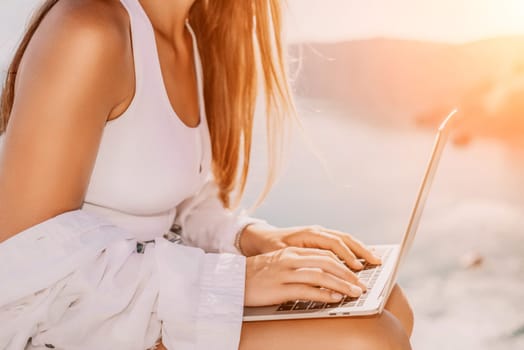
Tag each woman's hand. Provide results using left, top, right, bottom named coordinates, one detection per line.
left=244, top=246, right=368, bottom=307
left=240, top=223, right=382, bottom=271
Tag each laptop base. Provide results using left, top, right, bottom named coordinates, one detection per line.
left=243, top=244, right=400, bottom=321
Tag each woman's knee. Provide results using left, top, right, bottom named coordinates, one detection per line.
left=356, top=310, right=412, bottom=350
left=384, top=284, right=415, bottom=337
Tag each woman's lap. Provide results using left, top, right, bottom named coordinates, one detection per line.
left=238, top=309, right=410, bottom=350
left=156, top=284, right=413, bottom=350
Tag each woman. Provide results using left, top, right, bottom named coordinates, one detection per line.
left=0, top=0, right=413, bottom=349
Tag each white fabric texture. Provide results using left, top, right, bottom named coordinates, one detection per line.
left=175, top=175, right=266, bottom=255
left=0, top=209, right=247, bottom=350
left=0, top=0, right=268, bottom=348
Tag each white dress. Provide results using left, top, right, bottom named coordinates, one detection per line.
left=0, top=0, right=265, bottom=348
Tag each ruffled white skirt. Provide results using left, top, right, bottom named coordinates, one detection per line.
left=0, top=210, right=246, bottom=350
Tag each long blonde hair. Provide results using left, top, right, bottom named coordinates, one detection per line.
left=0, top=0, right=296, bottom=209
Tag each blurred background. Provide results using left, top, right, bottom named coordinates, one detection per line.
left=1, top=1, right=523, bottom=349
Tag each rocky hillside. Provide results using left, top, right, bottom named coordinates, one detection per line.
left=289, top=36, right=524, bottom=145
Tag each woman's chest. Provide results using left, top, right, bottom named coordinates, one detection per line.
left=83, top=106, right=212, bottom=216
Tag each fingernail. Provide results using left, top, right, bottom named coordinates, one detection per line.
left=358, top=281, right=368, bottom=292
left=355, top=261, right=364, bottom=269
left=331, top=292, right=343, bottom=301
left=351, top=285, right=363, bottom=296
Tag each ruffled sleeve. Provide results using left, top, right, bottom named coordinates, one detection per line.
left=174, top=175, right=267, bottom=255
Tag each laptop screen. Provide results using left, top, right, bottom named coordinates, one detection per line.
left=385, top=108, right=457, bottom=297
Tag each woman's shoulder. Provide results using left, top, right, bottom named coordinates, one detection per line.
left=37, top=0, right=131, bottom=53
left=15, top=0, right=135, bottom=115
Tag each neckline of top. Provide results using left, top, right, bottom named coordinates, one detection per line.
left=134, top=1, right=204, bottom=130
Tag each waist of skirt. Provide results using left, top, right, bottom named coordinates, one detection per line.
left=135, top=224, right=183, bottom=254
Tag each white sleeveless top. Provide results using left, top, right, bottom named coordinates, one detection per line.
left=82, top=0, right=212, bottom=242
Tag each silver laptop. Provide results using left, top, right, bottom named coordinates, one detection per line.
left=243, top=109, right=458, bottom=321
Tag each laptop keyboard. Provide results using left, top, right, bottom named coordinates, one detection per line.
left=276, top=247, right=392, bottom=312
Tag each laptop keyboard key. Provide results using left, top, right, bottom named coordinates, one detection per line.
left=325, top=301, right=342, bottom=308
left=277, top=303, right=294, bottom=311
left=308, top=301, right=326, bottom=310
left=341, top=297, right=359, bottom=306
left=293, top=300, right=312, bottom=310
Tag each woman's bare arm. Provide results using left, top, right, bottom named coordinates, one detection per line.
left=0, top=0, right=132, bottom=241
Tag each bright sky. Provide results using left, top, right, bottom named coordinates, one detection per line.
left=285, top=0, right=524, bottom=43
left=2, top=0, right=524, bottom=66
